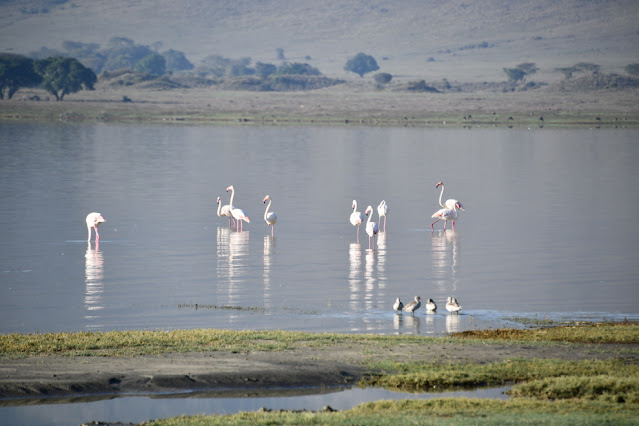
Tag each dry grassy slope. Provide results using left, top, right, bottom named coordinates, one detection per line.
left=0, top=0, right=637, bottom=82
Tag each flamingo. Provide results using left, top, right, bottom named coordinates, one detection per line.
left=425, top=298, right=437, bottom=312
left=403, top=296, right=422, bottom=315
left=86, top=212, right=105, bottom=242
left=226, top=185, right=250, bottom=231
left=217, top=195, right=235, bottom=227
left=349, top=200, right=365, bottom=243
left=364, top=205, right=379, bottom=250
left=446, top=297, right=462, bottom=313
left=393, top=297, right=404, bottom=314
left=377, top=200, right=389, bottom=232
left=263, top=195, right=277, bottom=236
left=435, top=181, right=460, bottom=210
left=431, top=201, right=464, bottom=231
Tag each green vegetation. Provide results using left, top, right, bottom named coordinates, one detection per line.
left=503, top=62, right=539, bottom=83
left=0, top=53, right=41, bottom=99
left=147, top=399, right=639, bottom=425
left=625, top=63, right=639, bottom=76
left=0, top=329, right=436, bottom=358
left=373, top=72, right=392, bottom=85
left=452, top=322, right=639, bottom=344
left=34, top=56, right=96, bottom=100
left=361, top=358, right=636, bottom=391
left=344, top=52, right=379, bottom=78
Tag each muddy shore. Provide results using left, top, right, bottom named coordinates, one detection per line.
left=1, top=339, right=637, bottom=405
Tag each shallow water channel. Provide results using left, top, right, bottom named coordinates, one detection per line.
left=1, top=385, right=510, bottom=425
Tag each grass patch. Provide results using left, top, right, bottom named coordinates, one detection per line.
left=142, top=398, right=639, bottom=425
left=0, top=329, right=436, bottom=358
left=452, top=321, right=639, bottom=344
left=361, top=358, right=637, bottom=392
left=1, top=322, right=636, bottom=357
left=509, top=375, right=639, bottom=403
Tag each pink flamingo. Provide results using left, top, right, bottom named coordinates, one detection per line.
left=86, top=212, right=105, bottom=242
left=263, top=195, right=277, bottom=236
left=350, top=200, right=365, bottom=243
left=377, top=200, right=389, bottom=232
left=226, top=185, right=250, bottom=231
left=217, top=195, right=235, bottom=227
left=364, top=205, right=379, bottom=250
left=436, top=181, right=459, bottom=210
left=431, top=201, right=464, bottom=231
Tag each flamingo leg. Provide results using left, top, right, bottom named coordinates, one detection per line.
left=356, top=226, right=360, bottom=243
left=430, top=219, right=440, bottom=230
left=271, top=225, right=274, bottom=237
left=94, top=226, right=100, bottom=241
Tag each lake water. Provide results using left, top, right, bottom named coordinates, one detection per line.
left=1, top=123, right=638, bottom=335
left=1, top=123, right=638, bottom=423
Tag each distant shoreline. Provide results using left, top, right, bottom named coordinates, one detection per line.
left=2, top=85, right=638, bottom=128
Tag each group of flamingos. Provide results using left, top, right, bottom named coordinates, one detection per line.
left=84, top=182, right=463, bottom=316
left=85, top=181, right=464, bottom=244
left=350, top=181, right=465, bottom=251
left=215, top=185, right=277, bottom=236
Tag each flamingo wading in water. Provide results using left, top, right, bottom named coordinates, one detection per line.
left=217, top=194, right=235, bottom=227
left=263, top=195, right=277, bottom=236
left=226, top=185, right=250, bottom=231
left=350, top=200, right=365, bottom=243
left=431, top=201, right=464, bottom=231
left=86, top=212, right=105, bottom=242
left=436, top=181, right=460, bottom=210
left=377, top=200, right=389, bottom=232
left=364, top=205, right=379, bottom=250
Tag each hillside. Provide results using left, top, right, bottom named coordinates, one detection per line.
left=0, top=0, right=637, bottom=82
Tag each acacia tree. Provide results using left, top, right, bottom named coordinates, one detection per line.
left=0, top=54, right=42, bottom=99
left=503, top=62, right=538, bottom=83
left=34, top=56, right=97, bottom=101
left=344, top=53, right=379, bottom=77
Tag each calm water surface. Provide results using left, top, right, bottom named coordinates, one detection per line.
left=1, top=123, right=638, bottom=335
left=1, top=123, right=638, bottom=424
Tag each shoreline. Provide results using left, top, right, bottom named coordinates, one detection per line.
left=1, top=326, right=638, bottom=404
left=2, top=86, right=639, bottom=128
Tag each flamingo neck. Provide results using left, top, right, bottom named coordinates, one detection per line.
left=352, top=200, right=357, bottom=213
left=264, top=199, right=272, bottom=221
left=366, top=209, right=372, bottom=227
left=216, top=199, right=222, bottom=217
left=228, top=187, right=235, bottom=208
left=438, top=184, right=445, bottom=208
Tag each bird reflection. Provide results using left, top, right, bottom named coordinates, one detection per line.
left=226, top=230, right=250, bottom=305
left=348, top=243, right=362, bottom=311
left=364, top=249, right=376, bottom=310
left=446, top=312, right=462, bottom=333
left=431, top=229, right=460, bottom=306
left=377, top=232, right=387, bottom=292
left=263, top=235, right=274, bottom=309
left=84, top=241, right=104, bottom=329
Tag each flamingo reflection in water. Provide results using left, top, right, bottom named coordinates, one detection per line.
left=84, top=241, right=104, bottom=329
